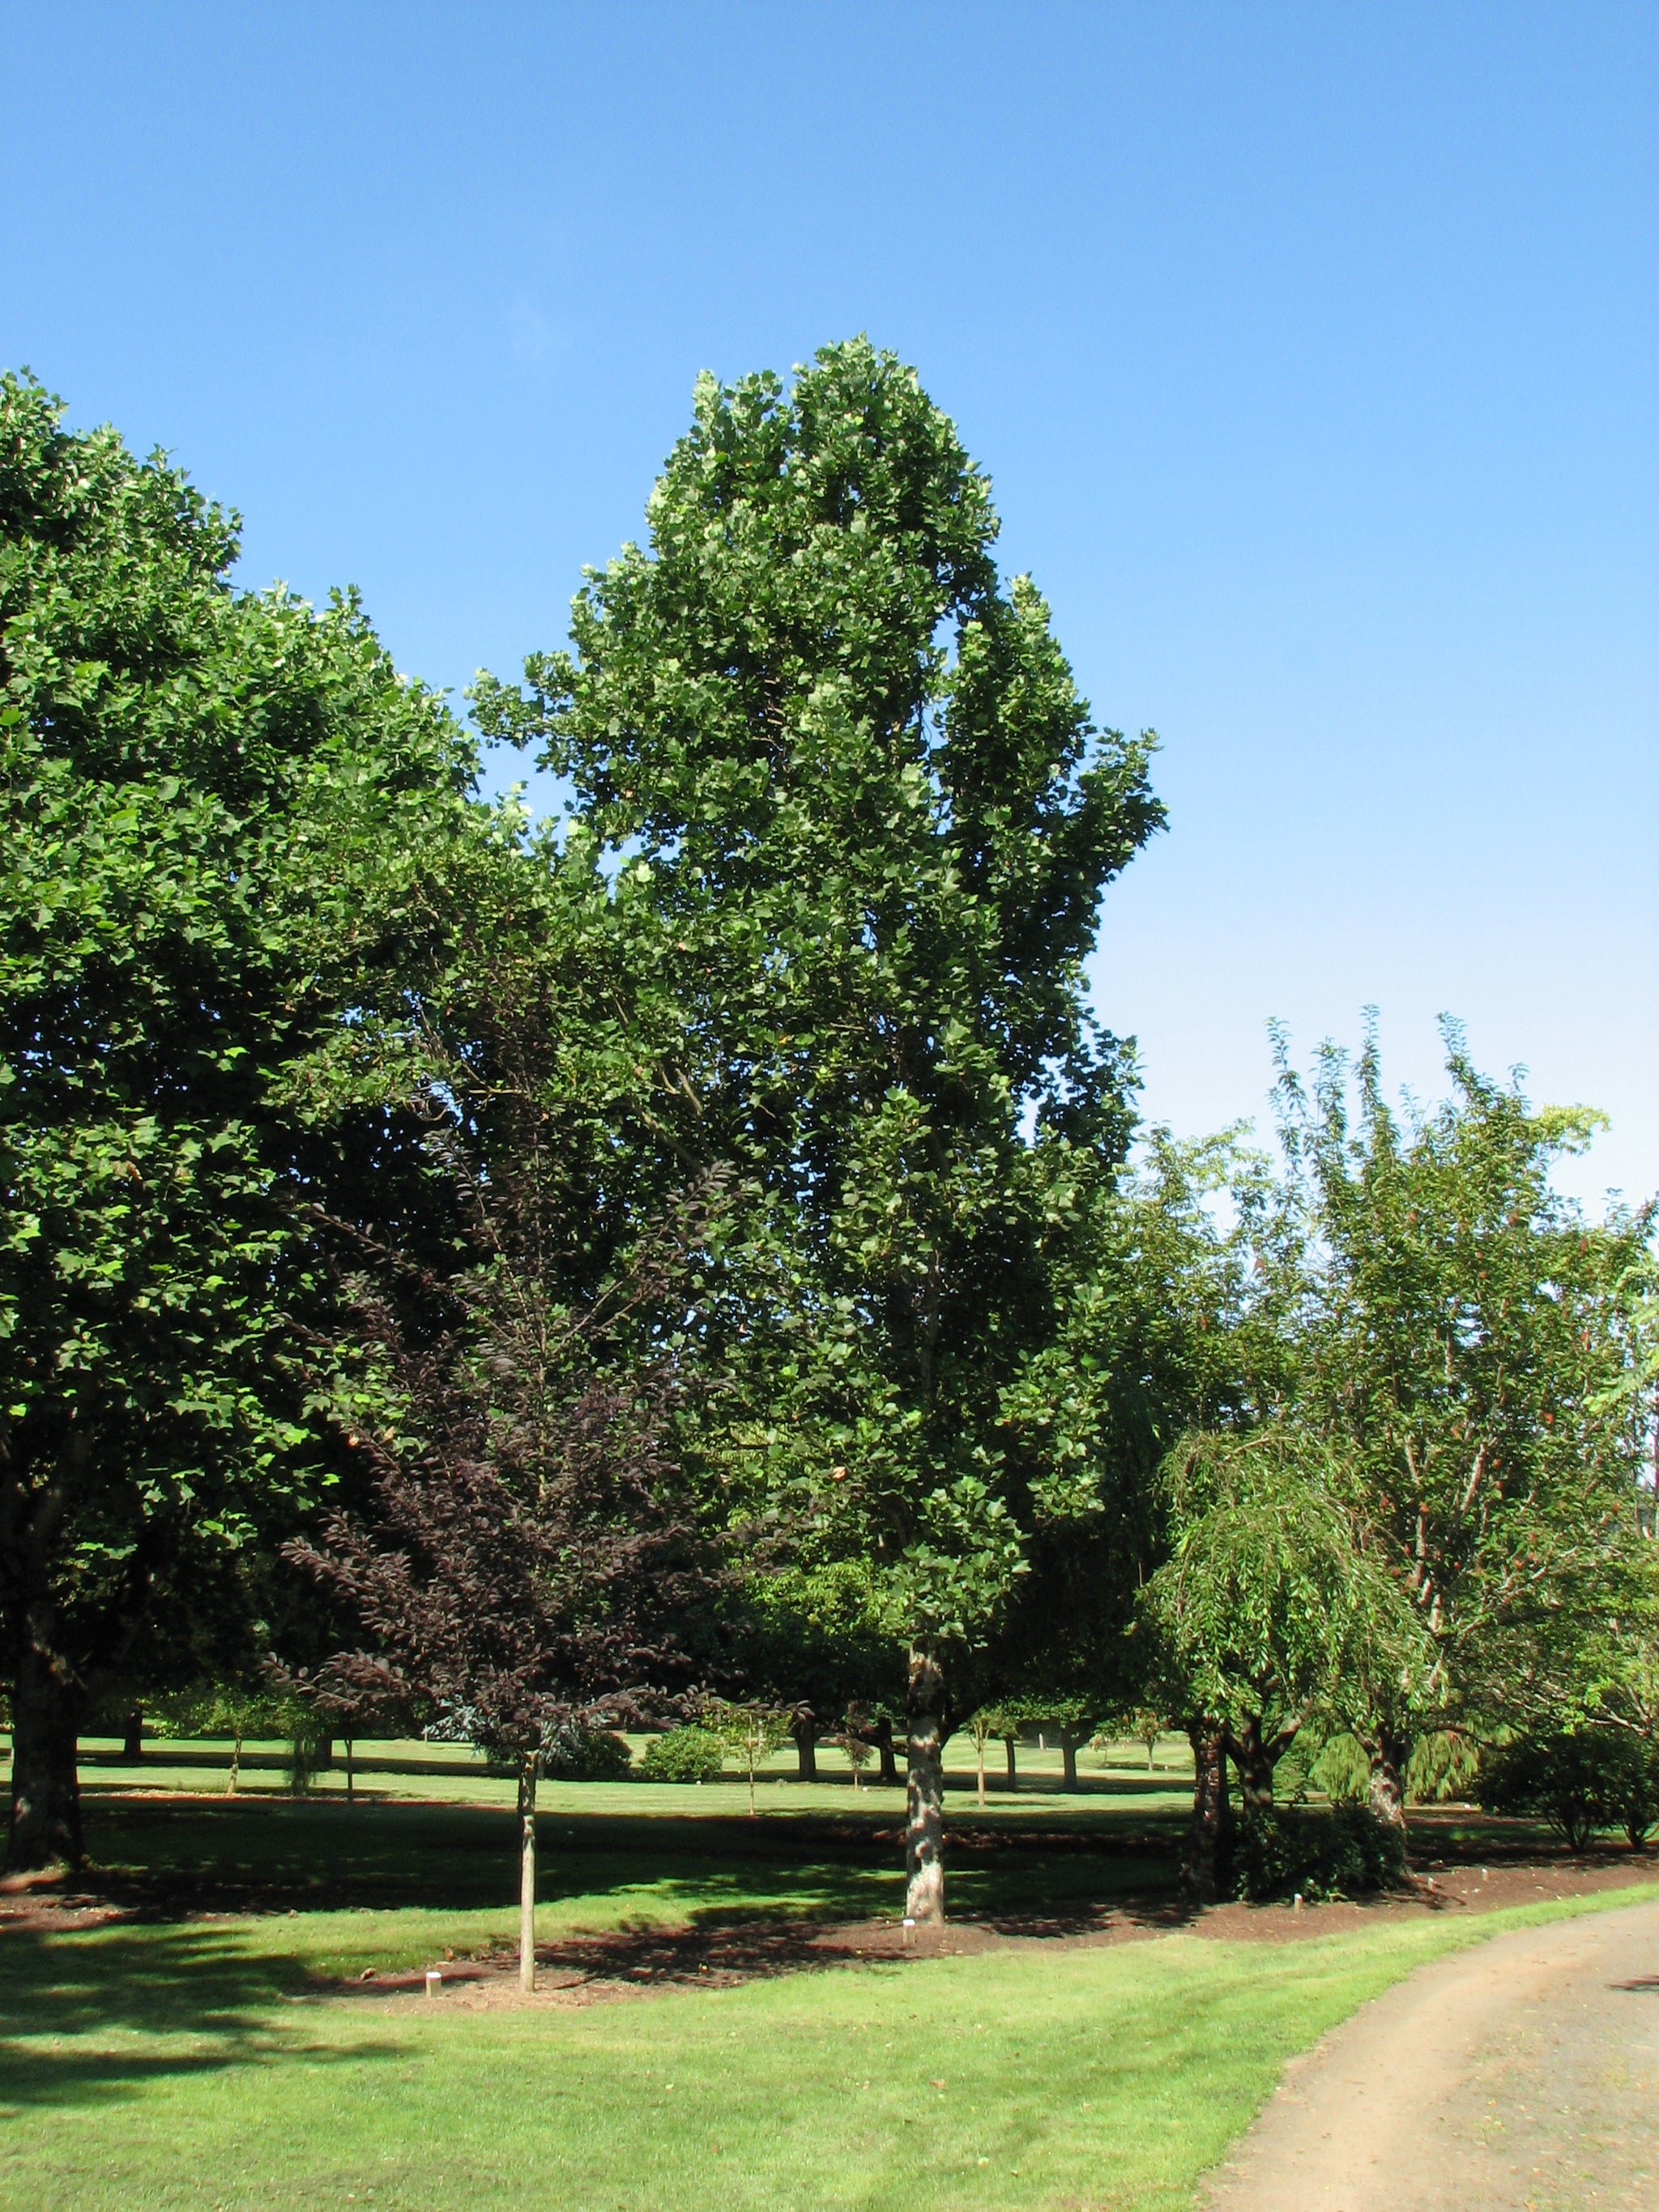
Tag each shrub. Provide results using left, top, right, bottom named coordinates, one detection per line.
left=1610, top=1739, right=1659, bottom=1850
left=638, top=1727, right=726, bottom=1783
left=1478, top=1731, right=1659, bottom=1852
left=479, top=1724, right=633, bottom=1780
left=1224, top=1804, right=1408, bottom=1902
left=542, top=1723, right=633, bottom=1781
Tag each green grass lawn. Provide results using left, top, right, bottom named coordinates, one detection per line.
left=29, top=1731, right=1196, bottom=1932
left=65, top=1728, right=1201, bottom=1810
left=0, top=1734, right=1610, bottom=2209
left=5, top=1887, right=1654, bottom=2212
left=66, top=1789, right=1188, bottom=1937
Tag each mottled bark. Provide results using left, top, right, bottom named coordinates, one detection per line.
left=1183, top=1720, right=1228, bottom=1904
left=518, top=1754, right=539, bottom=1993
left=905, top=1646, right=946, bottom=1924
left=6, top=1646, right=86, bottom=1871
left=1364, top=1725, right=1410, bottom=1830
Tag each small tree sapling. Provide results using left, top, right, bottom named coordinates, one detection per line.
left=708, top=1703, right=792, bottom=1818
left=841, top=1707, right=875, bottom=1793
left=962, top=1709, right=1001, bottom=1809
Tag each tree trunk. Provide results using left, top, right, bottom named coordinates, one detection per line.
left=518, top=1754, right=538, bottom=1994
left=905, top=1646, right=946, bottom=1925
left=874, top=1715, right=899, bottom=1789
left=122, top=1707, right=143, bottom=1762
left=1226, top=1715, right=1277, bottom=1816
left=1002, top=1737, right=1017, bottom=1788
left=791, top=1713, right=818, bottom=1783
left=6, top=1646, right=86, bottom=1872
left=226, top=1724, right=243, bottom=1796
left=1183, top=1720, right=1228, bottom=1905
left=344, top=1737, right=355, bottom=1809
left=1365, top=1725, right=1410, bottom=1831
left=975, top=1738, right=986, bottom=1809
left=1061, top=1731, right=1081, bottom=1791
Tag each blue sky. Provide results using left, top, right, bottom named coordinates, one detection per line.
left=5, top=2, right=1653, bottom=1202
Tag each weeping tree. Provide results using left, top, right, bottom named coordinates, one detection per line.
left=992, top=1125, right=1303, bottom=1882
left=290, top=1161, right=725, bottom=1992
left=475, top=337, right=1161, bottom=1922
left=1139, top=1428, right=1420, bottom=1902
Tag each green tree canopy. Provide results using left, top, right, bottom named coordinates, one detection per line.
left=991, top=1127, right=1300, bottom=1718
left=0, top=371, right=486, bottom=1866
left=1140, top=1428, right=1421, bottom=1809
left=1277, top=1021, right=1657, bottom=1819
left=476, top=338, right=1163, bottom=1919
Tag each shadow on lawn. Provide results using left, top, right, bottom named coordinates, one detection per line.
left=75, top=1791, right=1188, bottom=1924
left=0, top=1921, right=398, bottom=2116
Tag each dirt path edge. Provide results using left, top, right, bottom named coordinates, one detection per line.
left=1201, top=1890, right=1659, bottom=2212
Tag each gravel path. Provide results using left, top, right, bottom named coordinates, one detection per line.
left=1204, top=1896, right=1659, bottom=2211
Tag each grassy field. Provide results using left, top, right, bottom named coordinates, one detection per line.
left=6, top=1887, right=1655, bottom=2212
left=28, top=1731, right=1201, bottom=1933
left=66, top=1727, right=1201, bottom=1806
left=1, top=1733, right=1632, bottom=2210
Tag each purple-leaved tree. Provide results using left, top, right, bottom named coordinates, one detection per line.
left=290, top=1159, right=727, bottom=1990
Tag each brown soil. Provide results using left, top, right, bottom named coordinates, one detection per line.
left=1193, top=1853, right=1656, bottom=1943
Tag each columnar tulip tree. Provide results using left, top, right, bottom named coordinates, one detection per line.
left=476, top=339, right=1162, bottom=1919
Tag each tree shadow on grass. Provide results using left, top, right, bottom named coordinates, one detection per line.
left=80, top=1793, right=918, bottom=1914
left=71, top=1806, right=1158, bottom=1943
left=0, top=1921, right=399, bottom=2116
left=468, top=1919, right=884, bottom=1997
left=512, top=1891, right=1192, bottom=1991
